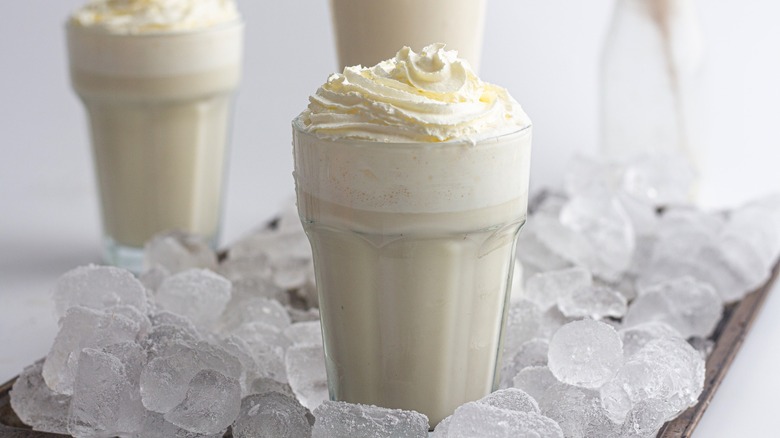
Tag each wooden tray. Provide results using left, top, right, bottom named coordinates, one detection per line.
left=2, top=263, right=778, bottom=437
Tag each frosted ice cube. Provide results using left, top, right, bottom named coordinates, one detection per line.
left=218, top=296, right=291, bottom=334
left=9, top=360, right=70, bottom=434
left=155, top=269, right=231, bottom=328
left=43, top=306, right=142, bottom=395
left=500, top=339, right=548, bottom=389
left=599, top=337, right=705, bottom=423
left=164, top=369, right=241, bottom=435
left=512, top=366, right=559, bottom=404
left=478, top=388, right=540, bottom=414
left=312, top=401, right=429, bottom=438
left=502, top=300, right=542, bottom=359
left=557, top=285, right=628, bottom=320
left=626, top=277, right=723, bottom=338
left=248, top=377, right=296, bottom=399
left=283, top=321, right=323, bottom=346
left=53, top=264, right=148, bottom=318
left=143, top=230, right=218, bottom=274
left=288, top=307, right=321, bottom=324
left=232, top=322, right=289, bottom=382
left=230, top=276, right=290, bottom=306
left=558, top=195, right=636, bottom=281
left=525, top=267, right=592, bottom=311
left=285, top=344, right=329, bottom=411
left=548, top=320, right=623, bottom=389
left=619, top=321, right=683, bottom=358
left=232, top=392, right=314, bottom=438
left=447, top=402, right=563, bottom=438
left=68, top=348, right=145, bottom=437
left=537, top=307, right=575, bottom=341
left=138, top=411, right=226, bottom=438
left=140, top=341, right=241, bottom=413
left=537, top=383, right=621, bottom=438
left=217, top=253, right=274, bottom=283
left=515, top=221, right=572, bottom=273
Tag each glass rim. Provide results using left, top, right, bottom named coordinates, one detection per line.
left=65, top=17, right=244, bottom=38
left=292, top=115, right=532, bottom=150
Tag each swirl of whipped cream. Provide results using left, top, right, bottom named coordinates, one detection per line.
left=71, top=0, right=240, bottom=34
left=300, top=44, right=530, bottom=143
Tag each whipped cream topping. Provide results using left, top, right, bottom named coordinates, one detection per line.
left=71, top=0, right=240, bottom=34
left=300, top=44, right=530, bottom=143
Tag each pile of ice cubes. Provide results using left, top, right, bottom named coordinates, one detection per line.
left=10, top=152, right=780, bottom=437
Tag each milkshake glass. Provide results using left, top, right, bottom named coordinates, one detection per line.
left=66, top=1, right=243, bottom=271
left=329, top=0, right=486, bottom=71
left=293, top=45, right=532, bottom=426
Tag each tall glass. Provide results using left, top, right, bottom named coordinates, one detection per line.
left=329, top=0, right=486, bottom=71
left=66, top=22, right=243, bottom=271
left=293, top=118, right=532, bottom=426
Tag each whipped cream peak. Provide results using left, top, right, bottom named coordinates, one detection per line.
left=71, top=0, right=240, bottom=34
left=300, top=44, right=530, bottom=143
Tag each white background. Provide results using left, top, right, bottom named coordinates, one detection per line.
left=1, top=1, right=779, bottom=436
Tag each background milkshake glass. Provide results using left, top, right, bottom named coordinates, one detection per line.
left=329, top=0, right=487, bottom=71
left=293, top=45, right=532, bottom=426
left=66, top=1, right=243, bottom=271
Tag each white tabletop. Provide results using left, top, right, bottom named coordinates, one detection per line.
left=2, top=1, right=779, bottom=436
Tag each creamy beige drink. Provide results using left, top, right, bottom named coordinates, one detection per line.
left=329, top=0, right=486, bottom=71
left=67, top=0, right=243, bottom=270
left=293, top=45, right=532, bottom=426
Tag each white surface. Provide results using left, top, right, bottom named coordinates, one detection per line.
left=0, top=1, right=778, bottom=436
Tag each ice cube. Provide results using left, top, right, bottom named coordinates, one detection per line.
left=537, top=383, right=621, bottom=438
left=53, top=264, right=148, bottom=318
left=619, top=321, right=683, bottom=358
left=502, top=300, right=542, bottom=360
left=446, top=402, right=563, bottom=438
left=537, top=307, right=575, bottom=341
left=143, top=230, right=218, bottom=274
left=285, top=344, right=329, bottom=411
left=9, top=360, right=70, bottom=434
left=230, top=276, right=290, bottom=306
left=312, top=401, right=429, bottom=438
left=525, top=267, right=592, bottom=311
left=218, top=296, right=291, bottom=334
left=164, top=369, right=241, bottom=435
left=155, top=269, right=231, bottom=328
left=557, top=285, right=628, bottom=320
left=248, top=377, right=296, bottom=399
left=67, top=348, right=145, bottom=437
left=512, top=366, right=559, bottom=404
left=500, top=339, right=548, bottom=389
left=43, top=306, right=142, bottom=395
left=558, top=195, right=636, bottom=281
left=599, top=337, right=705, bottom=423
left=139, top=341, right=241, bottom=413
left=478, top=388, right=540, bottom=414
left=137, top=411, right=226, bottom=438
left=231, top=321, right=289, bottom=382
left=626, top=277, right=723, bottom=338
left=232, top=392, right=314, bottom=438
left=283, top=321, right=323, bottom=346
left=547, top=320, right=623, bottom=389
left=138, top=265, right=170, bottom=293
left=515, top=222, right=572, bottom=274
left=217, top=253, right=274, bottom=283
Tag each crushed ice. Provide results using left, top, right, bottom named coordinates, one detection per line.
left=10, top=154, right=780, bottom=437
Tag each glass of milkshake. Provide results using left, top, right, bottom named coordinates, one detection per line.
left=329, top=0, right=486, bottom=71
left=66, top=0, right=243, bottom=271
left=293, top=44, right=532, bottom=426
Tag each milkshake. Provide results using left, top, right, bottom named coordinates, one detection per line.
left=293, top=45, right=532, bottom=426
left=67, top=0, right=243, bottom=270
left=329, top=0, right=486, bottom=71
